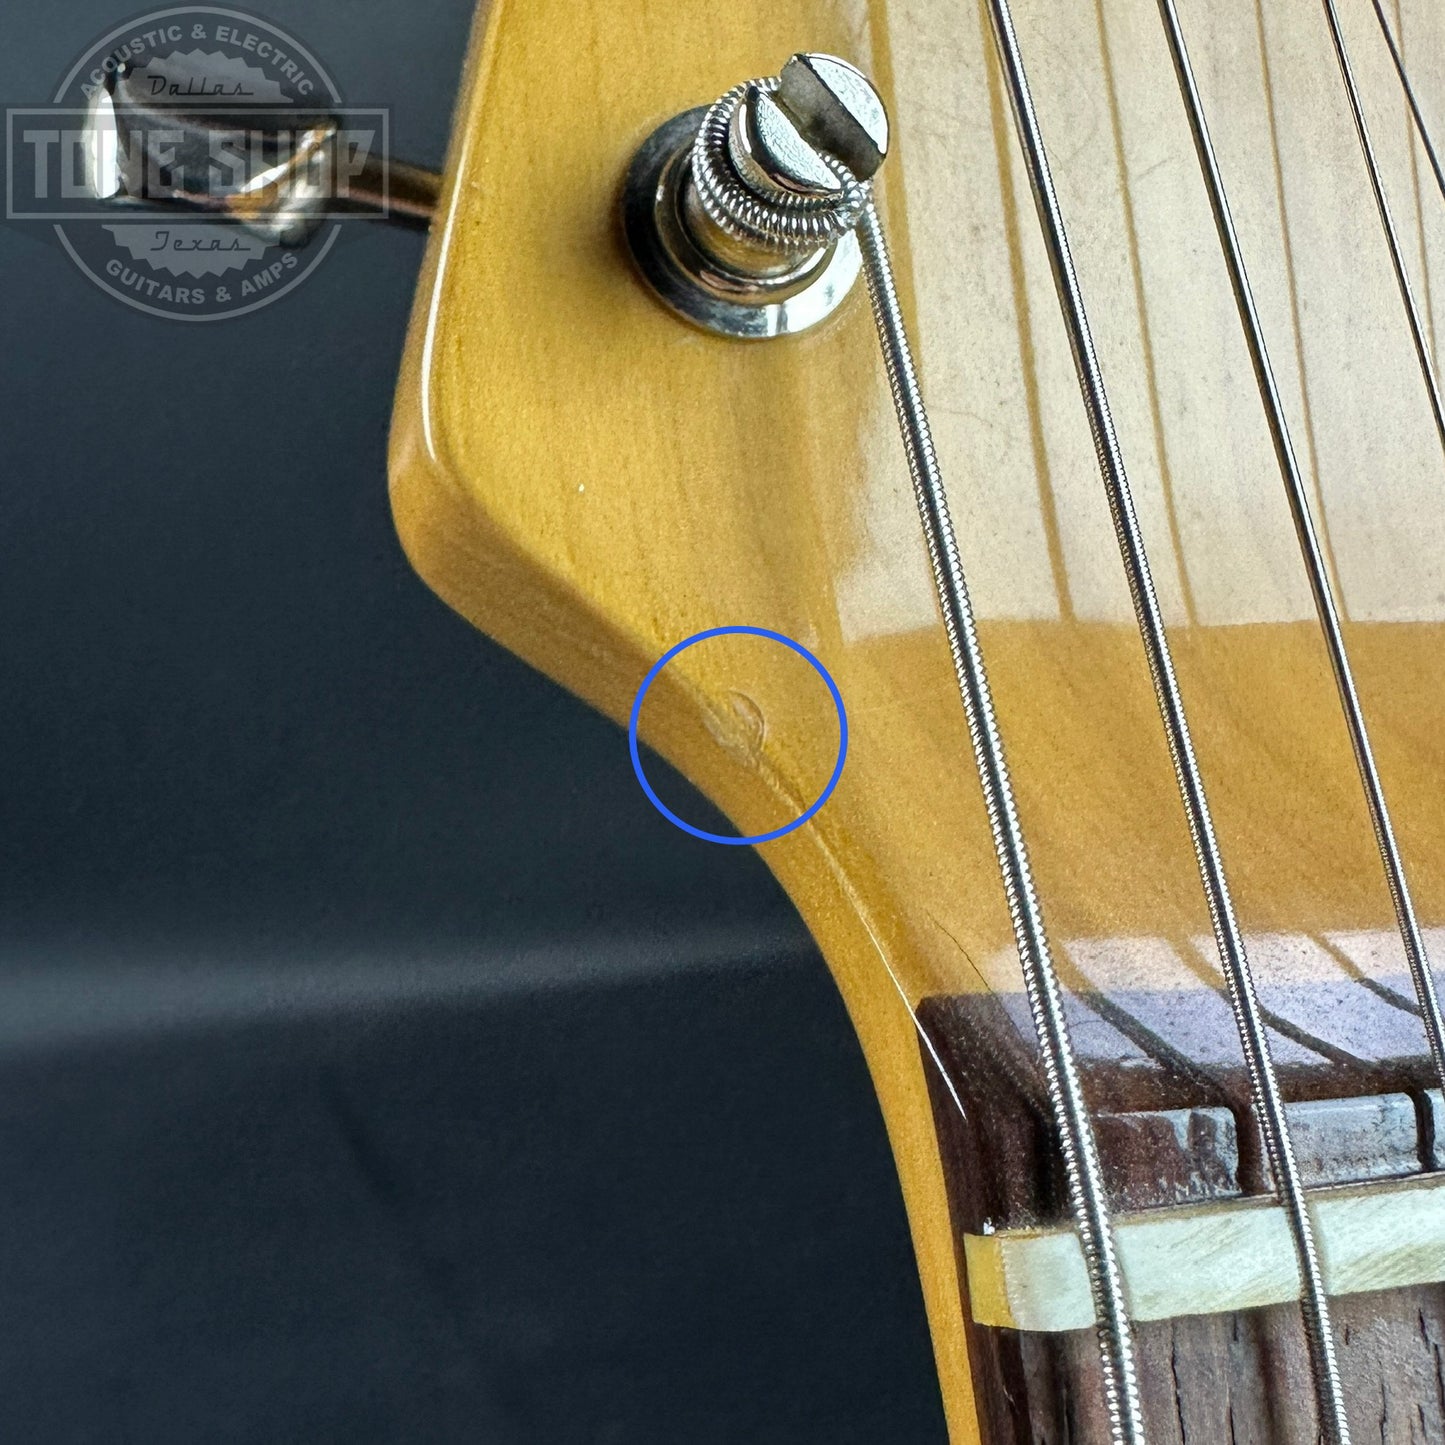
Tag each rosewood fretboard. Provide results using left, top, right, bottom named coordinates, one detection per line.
left=918, top=964, right=1445, bottom=1443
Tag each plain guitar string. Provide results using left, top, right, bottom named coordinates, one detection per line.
left=1156, top=0, right=1445, bottom=1261
left=974, top=0, right=1357, bottom=1439
left=1323, top=0, right=1445, bottom=461
left=968, top=2, right=1445, bottom=1439
left=1371, top=0, right=1445, bottom=208
left=871, top=2, right=1445, bottom=1437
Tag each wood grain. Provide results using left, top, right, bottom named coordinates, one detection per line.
left=995, top=1288, right=1445, bottom=1444
left=388, top=0, right=1445, bottom=1438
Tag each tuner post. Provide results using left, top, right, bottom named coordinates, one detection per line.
left=622, top=53, right=889, bottom=339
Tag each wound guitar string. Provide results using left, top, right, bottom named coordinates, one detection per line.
left=637, top=7, right=1445, bottom=1437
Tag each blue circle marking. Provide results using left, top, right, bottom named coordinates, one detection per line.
left=628, top=626, right=848, bottom=846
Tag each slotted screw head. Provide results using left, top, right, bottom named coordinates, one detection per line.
left=728, top=82, right=843, bottom=197
left=774, top=53, right=889, bottom=181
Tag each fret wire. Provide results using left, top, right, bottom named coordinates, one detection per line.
left=1370, top=0, right=1445, bottom=205
left=1156, top=0, right=1445, bottom=1169
left=976, top=0, right=1351, bottom=1441
left=855, top=200, right=1146, bottom=1445
left=1321, top=0, right=1445, bottom=460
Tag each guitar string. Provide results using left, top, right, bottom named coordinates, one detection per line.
left=1370, top=0, right=1445, bottom=205
left=684, top=78, right=1145, bottom=1441
left=1321, top=0, right=1445, bottom=460
left=975, top=0, right=1351, bottom=1440
left=855, top=200, right=1147, bottom=1445
left=1155, top=0, right=1445, bottom=1135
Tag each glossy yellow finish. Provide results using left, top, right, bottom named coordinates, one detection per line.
left=389, top=0, right=1445, bottom=1436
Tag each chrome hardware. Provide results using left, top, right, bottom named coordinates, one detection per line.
left=622, top=53, right=884, bottom=338
left=773, top=53, right=888, bottom=181
left=84, top=51, right=439, bottom=243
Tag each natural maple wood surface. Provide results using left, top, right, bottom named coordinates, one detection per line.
left=389, top=0, right=1445, bottom=1438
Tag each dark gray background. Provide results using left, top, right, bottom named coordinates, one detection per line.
left=0, top=3, right=946, bottom=1439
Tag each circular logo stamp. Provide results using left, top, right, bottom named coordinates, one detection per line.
left=10, top=6, right=384, bottom=321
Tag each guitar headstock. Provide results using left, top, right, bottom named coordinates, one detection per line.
left=389, top=0, right=1445, bottom=1437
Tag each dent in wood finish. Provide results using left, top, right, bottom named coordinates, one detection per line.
left=389, top=0, right=1445, bottom=1438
